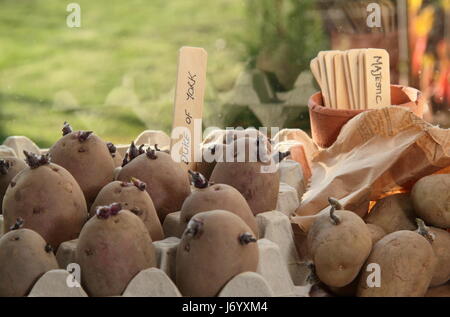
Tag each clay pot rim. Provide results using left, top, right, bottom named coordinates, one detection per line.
left=308, top=85, right=421, bottom=117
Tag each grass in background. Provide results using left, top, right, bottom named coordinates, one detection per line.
left=0, top=0, right=247, bottom=147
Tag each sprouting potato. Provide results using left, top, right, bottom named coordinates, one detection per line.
left=176, top=210, right=258, bottom=297
left=307, top=198, right=372, bottom=288
left=76, top=203, right=156, bottom=297
left=2, top=151, right=87, bottom=249
left=180, top=171, right=258, bottom=237
left=49, top=122, right=115, bottom=206
left=0, top=157, right=26, bottom=214
left=0, top=223, right=58, bottom=297
left=90, top=179, right=164, bottom=241
left=117, top=143, right=191, bottom=222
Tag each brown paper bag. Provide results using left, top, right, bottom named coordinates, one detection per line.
left=292, top=106, right=450, bottom=233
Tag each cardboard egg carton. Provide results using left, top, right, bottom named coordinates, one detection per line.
left=20, top=166, right=308, bottom=297
left=224, top=69, right=315, bottom=128
left=31, top=236, right=310, bottom=298
left=0, top=130, right=173, bottom=158
left=1, top=130, right=312, bottom=297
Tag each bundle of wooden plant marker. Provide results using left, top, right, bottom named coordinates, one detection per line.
left=310, top=48, right=391, bottom=110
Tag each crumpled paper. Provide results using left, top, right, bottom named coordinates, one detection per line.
left=291, top=106, right=450, bottom=233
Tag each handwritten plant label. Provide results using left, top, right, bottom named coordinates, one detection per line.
left=364, top=48, right=391, bottom=109
left=170, top=47, right=208, bottom=168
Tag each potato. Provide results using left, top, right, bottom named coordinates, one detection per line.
left=117, top=145, right=191, bottom=222
left=364, top=193, right=416, bottom=233
left=415, top=219, right=450, bottom=287
left=176, top=210, right=259, bottom=297
left=90, top=179, right=164, bottom=241
left=411, top=174, right=450, bottom=228
left=366, top=223, right=386, bottom=244
left=180, top=171, right=258, bottom=237
left=195, top=143, right=226, bottom=180
left=0, top=158, right=26, bottom=214
left=198, top=130, right=272, bottom=184
left=106, top=142, right=123, bottom=168
left=203, top=128, right=270, bottom=147
left=0, top=228, right=58, bottom=296
left=2, top=152, right=88, bottom=249
left=357, top=230, right=436, bottom=297
left=76, top=205, right=156, bottom=297
left=49, top=123, right=116, bottom=206
left=210, top=137, right=282, bottom=215
left=307, top=198, right=372, bottom=288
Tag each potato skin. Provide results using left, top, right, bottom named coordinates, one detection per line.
left=180, top=183, right=259, bottom=238
left=357, top=231, right=436, bottom=297
left=411, top=174, right=450, bottom=228
left=76, top=210, right=156, bottom=297
left=365, top=193, right=416, bottom=233
left=210, top=160, right=279, bottom=216
left=196, top=132, right=272, bottom=181
left=307, top=210, right=372, bottom=288
left=112, top=151, right=123, bottom=168
left=2, top=163, right=88, bottom=248
left=210, top=138, right=279, bottom=216
left=203, top=129, right=269, bottom=147
left=118, top=151, right=191, bottom=222
left=0, top=158, right=26, bottom=214
left=176, top=210, right=259, bottom=297
left=366, top=223, right=386, bottom=245
left=427, top=227, right=450, bottom=287
left=49, top=133, right=115, bottom=206
left=0, top=229, right=58, bottom=297
left=90, top=181, right=164, bottom=241
left=195, top=144, right=226, bottom=180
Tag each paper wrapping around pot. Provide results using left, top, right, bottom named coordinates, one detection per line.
left=292, top=105, right=450, bottom=233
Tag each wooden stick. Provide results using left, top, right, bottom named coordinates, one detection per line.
left=170, top=46, right=208, bottom=169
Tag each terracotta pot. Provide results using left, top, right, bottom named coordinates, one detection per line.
left=308, top=85, right=425, bottom=148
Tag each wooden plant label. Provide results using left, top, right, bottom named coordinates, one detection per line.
left=318, top=51, right=331, bottom=108
left=324, top=50, right=340, bottom=109
left=364, top=48, right=391, bottom=109
left=333, top=52, right=350, bottom=109
left=346, top=49, right=361, bottom=109
left=358, top=49, right=367, bottom=109
left=170, top=46, right=208, bottom=169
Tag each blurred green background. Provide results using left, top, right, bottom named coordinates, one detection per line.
left=0, top=0, right=326, bottom=148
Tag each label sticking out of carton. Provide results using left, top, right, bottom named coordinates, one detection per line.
left=364, top=49, right=390, bottom=109
left=170, top=46, right=208, bottom=167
